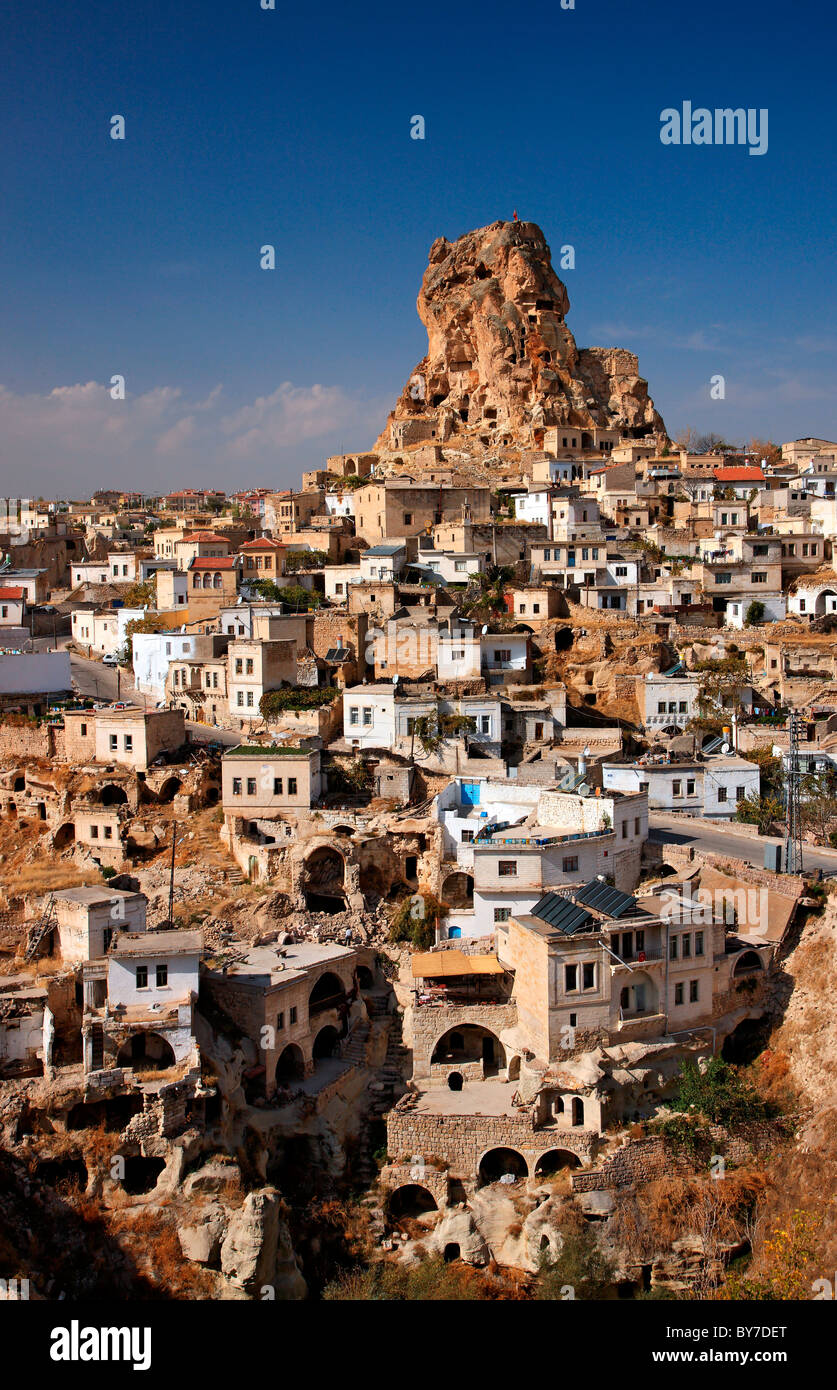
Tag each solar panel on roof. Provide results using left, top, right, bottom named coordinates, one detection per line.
left=530, top=893, right=592, bottom=935
left=325, top=646, right=349, bottom=662
left=573, top=879, right=637, bottom=919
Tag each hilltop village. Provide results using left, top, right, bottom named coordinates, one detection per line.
left=1, top=220, right=836, bottom=1300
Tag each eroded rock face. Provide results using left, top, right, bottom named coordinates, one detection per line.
left=219, top=1187, right=307, bottom=1300
left=378, top=219, right=665, bottom=452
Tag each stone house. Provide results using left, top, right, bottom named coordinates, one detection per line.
left=84, top=928, right=202, bottom=1074
left=201, top=940, right=369, bottom=1090
left=227, top=638, right=299, bottom=724
left=221, top=744, right=322, bottom=819
left=63, top=707, right=186, bottom=771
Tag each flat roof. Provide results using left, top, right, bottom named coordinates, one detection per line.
left=113, top=929, right=202, bottom=956
left=224, top=744, right=312, bottom=758
left=215, top=940, right=354, bottom=986
left=54, top=886, right=145, bottom=906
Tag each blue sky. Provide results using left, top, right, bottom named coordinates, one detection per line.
left=1, top=0, right=835, bottom=495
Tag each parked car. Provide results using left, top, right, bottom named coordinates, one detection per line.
left=102, top=653, right=119, bottom=666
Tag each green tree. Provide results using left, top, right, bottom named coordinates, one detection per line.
left=671, top=1058, right=772, bottom=1127
left=536, top=1225, right=615, bottom=1301
left=389, top=892, right=447, bottom=951
left=744, top=600, right=765, bottom=627
left=735, top=791, right=785, bottom=834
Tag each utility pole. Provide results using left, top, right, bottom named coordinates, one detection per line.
left=784, top=710, right=804, bottom=875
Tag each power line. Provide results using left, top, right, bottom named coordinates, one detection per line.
left=784, top=710, right=804, bottom=875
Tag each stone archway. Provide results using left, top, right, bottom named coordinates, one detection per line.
left=100, top=784, right=128, bottom=806
left=312, top=1024, right=341, bottom=1061
left=534, top=1148, right=582, bottom=1177
left=309, top=971, right=346, bottom=1018
left=431, top=1024, right=505, bottom=1075
left=388, top=1184, right=437, bottom=1220
left=478, top=1147, right=528, bottom=1186
left=116, top=1031, right=176, bottom=1071
left=301, top=845, right=346, bottom=911
left=442, top=870, right=474, bottom=908
left=733, top=950, right=764, bottom=977
left=275, top=1043, right=305, bottom=1083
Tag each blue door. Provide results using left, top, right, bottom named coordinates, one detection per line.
left=461, top=781, right=480, bottom=807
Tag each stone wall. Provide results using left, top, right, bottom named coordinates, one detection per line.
left=0, top=720, right=64, bottom=762
left=386, top=1103, right=597, bottom=1183
left=411, top=1001, right=518, bottom=1078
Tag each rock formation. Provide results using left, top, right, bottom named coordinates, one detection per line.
left=376, top=219, right=665, bottom=454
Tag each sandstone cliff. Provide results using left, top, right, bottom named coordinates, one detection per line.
left=376, top=219, right=666, bottom=455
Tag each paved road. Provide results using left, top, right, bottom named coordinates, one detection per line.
left=649, top=811, right=837, bottom=878
left=68, top=651, right=241, bottom=746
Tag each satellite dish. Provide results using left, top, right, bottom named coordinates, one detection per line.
left=481, top=624, right=488, bottom=635
left=720, top=742, right=730, bottom=754
left=392, top=674, right=399, bottom=685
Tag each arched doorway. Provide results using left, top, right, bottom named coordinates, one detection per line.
left=302, top=845, right=345, bottom=912
left=157, top=778, right=181, bottom=804
left=356, top=965, right=375, bottom=990
left=53, top=822, right=75, bottom=849
left=478, top=1147, right=528, bottom=1186
left=309, top=971, right=346, bottom=1017
left=443, top=872, right=474, bottom=908
left=571, top=1097, right=585, bottom=1127
left=431, top=1024, right=505, bottom=1076
left=733, top=950, right=764, bottom=977
left=312, top=1025, right=341, bottom=1061
left=534, top=1149, right=581, bottom=1177
left=117, top=1031, right=176, bottom=1071
left=447, top=1071, right=464, bottom=1091
left=275, top=1044, right=305, bottom=1084
left=388, top=1184, right=437, bottom=1220
left=100, top=784, right=128, bottom=806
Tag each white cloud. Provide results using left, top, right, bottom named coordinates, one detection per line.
left=0, top=379, right=387, bottom=496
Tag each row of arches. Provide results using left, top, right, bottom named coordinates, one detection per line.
left=388, top=1147, right=583, bottom=1216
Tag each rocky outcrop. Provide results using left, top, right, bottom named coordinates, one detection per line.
left=219, top=1188, right=307, bottom=1300
left=377, top=219, right=665, bottom=453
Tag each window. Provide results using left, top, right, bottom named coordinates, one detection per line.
left=479, top=715, right=491, bottom=734
left=563, top=855, right=579, bottom=872
left=461, top=829, right=474, bottom=843
left=104, top=825, right=112, bottom=840
left=657, top=701, right=666, bottom=714
left=362, top=707, right=373, bottom=726
left=124, top=734, right=132, bottom=752
left=498, top=860, right=517, bottom=877
left=569, top=1012, right=577, bottom=1027
left=290, top=1006, right=297, bottom=1025
left=716, top=573, right=731, bottom=584
left=235, top=659, right=243, bottom=674
left=277, top=1012, right=284, bottom=1031
left=273, top=777, right=283, bottom=795
left=109, top=734, right=118, bottom=751
left=687, top=778, right=696, bottom=796
left=717, top=786, right=728, bottom=803
left=156, top=964, right=168, bottom=987
left=672, top=780, right=682, bottom=798
left=403, top=513, right=413, bottom=525
left=532, top=603, right=540, bottom=614
left=232, top=778, right=242, bottom=795
left=695, top=932, right=704, bottom=956
left=136, top=966, right=148, bottom=990
left=678, top=700, right=687, bottom=713
left=494, top=907, right=511, bottom=922
left=245, top=691, right=254, bottom=708
left=451, top=649, right=465, bottom=661
left=669, top=936, right=678, bottom=960
left=615, top=565, right=627, bottom=578
left=751, top=572, right=768, bottom=584
left=80, top=723, right=87, bottom=737
left=634, top=817, right=640, bottom=834
left=565, top=964, right=578, bottom=992
left=349, top=707, right=359, bottom=726
left=689, top=979, right=699, bottom=1003
left=90, top=825, right=99, bottom=838
left=247, top=778, right=256, bottom=795
left=682, top=933, right=691, bottom=958
left=621, top=821, right=628, bottom=838
left=582, top=962, right=595, bottom=990
left=674, top=982, right=684, bottom=1005
left=493, top=649, right=511, bottom=663
left=288, top=778, right=297, bottom=795
left=455, top=560, right=466, bottom=572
